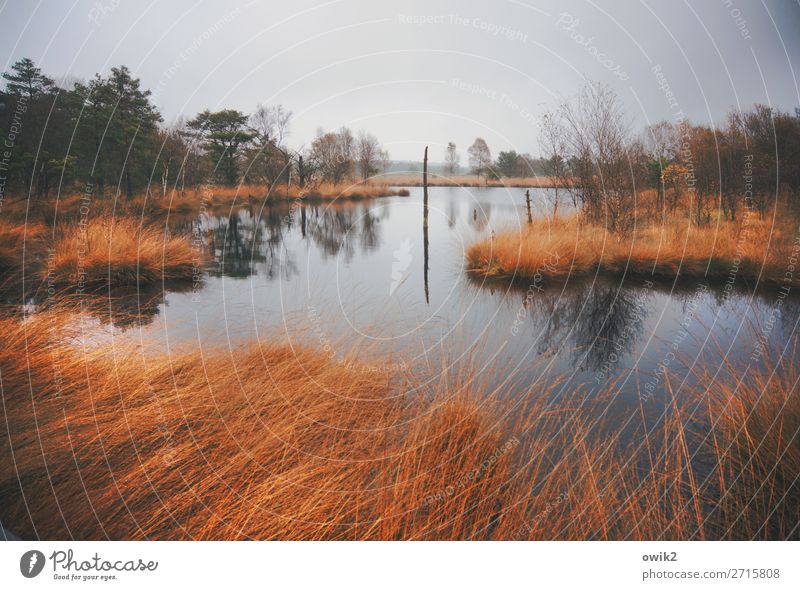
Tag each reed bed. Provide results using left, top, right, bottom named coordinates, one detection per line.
left=0, top=219, right=43, bottom=273
left=132, top=182, right=409, bottom=216
left=0, top=311, right=796, bottom=540
left=2, top=182, right=409, bottom=223
left=695, top=349, right=800, bottom=540
left=44, top=216, right=198, bottom=288
left=466, top=214, right=800, bottom=288
left=382, top=173, right=560, bottom=188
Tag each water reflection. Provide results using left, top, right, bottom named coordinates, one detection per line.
left=506, top=277, right=649, bottom=372
left=96, top=187, right=800, bottom=399
left=198, top=201, right=391, bottom=279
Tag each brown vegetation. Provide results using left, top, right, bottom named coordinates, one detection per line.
left=0, top=219, right=44, bottom=274
left=0, top=311, right=796, bottom=540
left=466, top=213, right=800, bottom=288
left=382, top=173, right=560, bottom=188
left=126, top=183, right=408, bottom=216
left=45, top=216, right=198, bottom=288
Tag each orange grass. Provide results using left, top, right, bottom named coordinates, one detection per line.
left=466, top=214, right=800, bottom=287
left=382, top=173, right=560, bottom=188
left=132, top=182, right=409, bottom=216
left=45, top=216, right=198, bottom=288
left=0, top=219, right=44, bottom=273
left=0, top=311, right=796, bottom=540
left=2, top=182, right=409, bottom=222
left=695, top=346, right=800, bottom=540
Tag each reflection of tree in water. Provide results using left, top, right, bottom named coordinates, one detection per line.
left=447, top=197, right=460, bottom=228
left=520, top=278, right=647, bottom=372
left=308, top=206, right=357, bottom=260
left=170, top=200, right=387, bottom=281
left=358, top=203, right=382, bottom=253
left=307, top=202, right=385, bottom=261
left=61, top=283, right=195, bottom=329
left=572, top=282, right=646, bottom=371
left=208, top=210, right=298, bottom=281
left=469, top=203, right=492, bottom=231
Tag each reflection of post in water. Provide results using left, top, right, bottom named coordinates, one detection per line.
left=423, top=146, right=430, bottom=304
left=298, top=155, right=305, bottom=188
left=525, top=189, right=532, bottom=223
left=300, top=205, right=306, bottom=238
left=227, top=213, right=241, bottom=257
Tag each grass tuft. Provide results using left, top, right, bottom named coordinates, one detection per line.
left=466, top=214, right=800, bottom=287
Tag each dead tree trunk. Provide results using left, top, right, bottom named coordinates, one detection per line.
left=423, top=146, right=430, bottom=305
left=525, top=189, right=532, bottom=223
left=298, top=155, right=305, bottom=188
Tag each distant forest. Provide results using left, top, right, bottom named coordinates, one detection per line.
left=2, top=57, right=799, bottom=227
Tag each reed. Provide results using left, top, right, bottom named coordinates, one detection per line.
left=0, top=219, right=43, bottom=273
left=382, top=173, right=560, bottom=188
left=45, top=216, right=198, bottom=288
left=132, top=182, right=408, bottom=216
left=466, top=214, right=800, bottom=287
left=0, top=310, right=796, bottom=540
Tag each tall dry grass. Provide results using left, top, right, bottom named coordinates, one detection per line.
left=382, top=173, right=560, bottom=188
left=467, top=214, right=800, bottom=287
left=697, top=349, right=800, bottom=540
left=1, top=182, right=408, bottom=223
left=0, top=219, right=46, bottom=296
left=0, top=219, right=44, bottom=274
left=132, top=182, right=409, bottom=217
left=0, top=311, right=796, bottom=540
left=45, top=216, right=198, bottom=288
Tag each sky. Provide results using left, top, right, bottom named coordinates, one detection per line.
left=1, top=0, right=799, bottom=161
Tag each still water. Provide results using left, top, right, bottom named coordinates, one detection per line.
left=117, top=186, right=798, bottom=407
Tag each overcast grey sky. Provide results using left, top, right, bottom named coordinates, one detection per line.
left=1, top=0, right=799, bottom=161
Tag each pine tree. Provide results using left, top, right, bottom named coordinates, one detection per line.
left=2, top=57, right=54, bottom=98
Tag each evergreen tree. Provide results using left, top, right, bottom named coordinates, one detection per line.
left=2, top=57, right=54, bottom=99
left=186, top=110, right=253, bottom=185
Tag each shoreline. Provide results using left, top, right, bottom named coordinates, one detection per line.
left=466, top=214, right=800, bottom=289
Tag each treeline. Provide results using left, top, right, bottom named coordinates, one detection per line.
left=440, top=139, right=550, bottom=178
left=0, top=58, right=390, bottom=201
left=537, top=83, right=800, bottom=233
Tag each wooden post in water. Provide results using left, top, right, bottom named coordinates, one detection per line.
left=423, top=146, right=430, bottom=305
left=525, top=189, right=532, bottom=223
left=298, top=155, right=305, bottom=188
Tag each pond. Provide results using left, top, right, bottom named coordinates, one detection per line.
left=115, top=186, right=798, bottom=413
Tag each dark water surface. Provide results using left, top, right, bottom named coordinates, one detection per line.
left=112, top=186, right=798, bottom=412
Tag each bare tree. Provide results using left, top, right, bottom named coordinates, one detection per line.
left=643, top=121, right=679, bottom=215
left=539, top=111, right=569, bottom=221
left=644, top=121, right=679, bottom=162
left=248, top=104, right=292, bottom=186
left=558, top=83, right=634, bottom=235
left=250, top=104, right=291, bottom=147
left=356, top=131, right=382, bottom=181
left=444, top=141, right=460, bottom=175
left=467, top=137, right=491, bottom=182
left=379, top=148, right=391, bottom=174
left=155, top=122, right=186, bottom=198
left=309, top=127, right=355, bottom=184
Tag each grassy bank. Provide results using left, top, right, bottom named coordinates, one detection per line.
left=0, top=215, right=198, bottom=294
left=0, top=182, right=409, bottom=221
left=134, top=182, right=409, bottom=216
left=45, top=216, right=198, bottom=288
left=382, top=173, right=560, bottom=188
left=467, top=215, right=800, bottom=288
left=0, top=219, right=44, bottom=278
left=0, top=310, right=796, bottom=540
